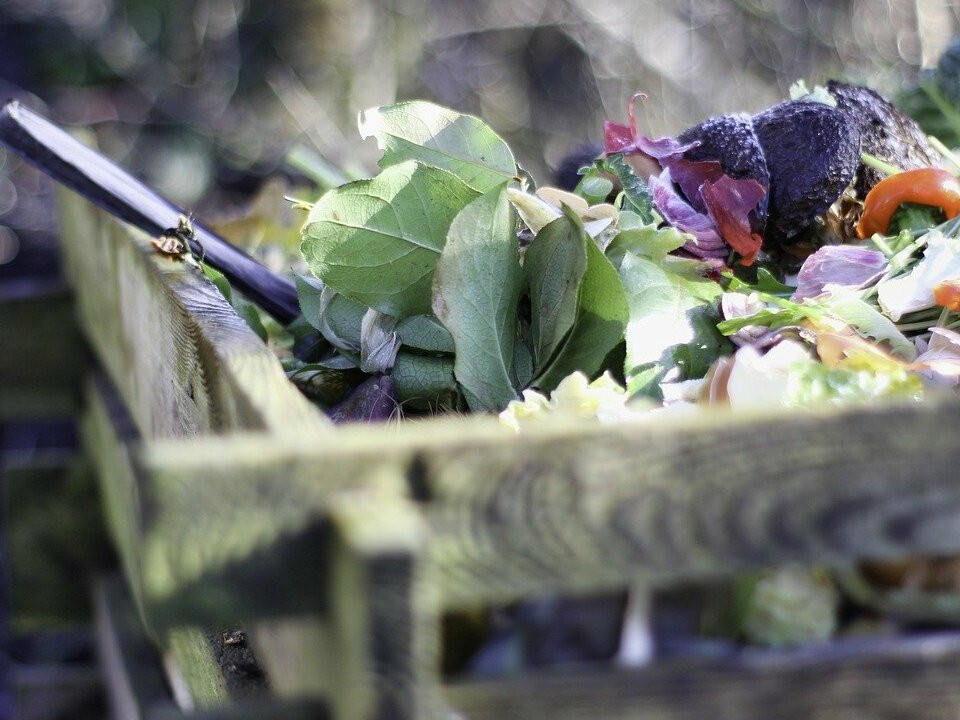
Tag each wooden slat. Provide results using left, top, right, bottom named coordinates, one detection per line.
left=0, top=279, right=87, bottom=419
left=96, top=575, right=179, bottom=720
left=57, top=188, right=326, bottom=439
left=96, top=575, right=329, bottom=720
left=129, top=395, right=960, bottom=612
left=444, top=632, right=960, bottom=720
left=83, top=375, right=242, bottom=713
left=164, top=627, right=230, bottom=709
left=323, top=494, right=437, bottom=720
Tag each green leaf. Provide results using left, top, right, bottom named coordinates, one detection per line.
left=889, top=202, right=946, bottom=234
left=233, top=299, right=268, bottom=342
left=725, top=267, right=795, bottom=297
left=533, top=209, right=629, bottom=391
left=307, top=284, right=366, bottom=351
left=202, top=262, right=233, bottom=302
left=512, top=338, right=534, bottom=390
left=605, top=218, right=688, bottom=266
left=396, top=314, right=455, bottom=354
left=620, top=253, right=726, bottom=396
left=391, top=351, right=460, bottom=410
left=524, top=215, right=588, bottom=368
left=293, top=272, right=324, bottom=328
left=574, top=174, right=614, bottom=206
left=621, top=254, right=694, bottom=369
left=201, top=262, right=267, bottom=341
left=716, top=295, right=820, bottom=336
left=300, top=160, right=479, bottom=317
left=432, top=185, right=522, bottom=411
left=358, top=101, right=517, bottom=192
left=595, top=154, right=655, bottom=223
left=755, top=268, right=796, bottom=296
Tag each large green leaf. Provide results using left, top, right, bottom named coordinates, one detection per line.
left=358, top=101, right=517, bottom=192
left=432, top=186, right=522, bottom=411
left=533, top=209, right=629, bottom=391
left=300, top=160, right=479, bottom=318
left=524, top=215, right=587, bottom=368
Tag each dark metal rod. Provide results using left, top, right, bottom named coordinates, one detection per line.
left=0, top=100, right=300, bottom=324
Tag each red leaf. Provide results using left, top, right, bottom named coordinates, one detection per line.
left=700, top=176, right=766, bottom=266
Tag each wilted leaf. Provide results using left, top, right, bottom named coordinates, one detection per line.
left=359, top=309, right=401, bottom=373
left=819, top=288, right=916, bottom=360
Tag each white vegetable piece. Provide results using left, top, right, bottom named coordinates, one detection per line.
left=878, top=231, right=960, bottom=321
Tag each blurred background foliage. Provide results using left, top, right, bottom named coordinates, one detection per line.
left=1, top=0, right=959, bottom=277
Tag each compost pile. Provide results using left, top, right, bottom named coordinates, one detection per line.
left=283, top=54, right=960, bottom=429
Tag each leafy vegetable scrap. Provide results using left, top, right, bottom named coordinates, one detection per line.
left=291, top=79, right=960, bottom=425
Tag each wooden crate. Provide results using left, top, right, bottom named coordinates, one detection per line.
left=56, top=185, right=960, bottom=720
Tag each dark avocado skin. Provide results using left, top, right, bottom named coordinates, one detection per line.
left=677, top=112, right=770, bottom=230
left=558, top=84, right=930, bottom=250
left=827, top=80, right=938, bottom=198
left=752, top=100, right=861, bottom=245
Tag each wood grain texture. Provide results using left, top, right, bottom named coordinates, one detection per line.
left=96, top=575, right=329, bottom=720
left=58, top=188, right=326, bottom=439
left=0, top=279, right=87, bottom=419
left=324, top=494, right=438, bottom=720
left=444, top=632, right=960, bottom=720
left=96, top=576, right=179, bottom=720
left=164, top=627, right=230, bottom=709
left=131, top=395, right=960, bottom=612
left=83, top=375, right=239, bottom=715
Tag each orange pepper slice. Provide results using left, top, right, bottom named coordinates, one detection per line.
left=856, top=167, right=960, bottom=238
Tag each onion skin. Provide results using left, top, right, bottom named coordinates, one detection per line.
left=856, top=167, right=960, bottom=238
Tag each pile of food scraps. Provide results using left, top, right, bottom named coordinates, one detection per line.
left=284, top=68, right=960, bottom=433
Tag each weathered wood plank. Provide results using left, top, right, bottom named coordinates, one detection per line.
left=0, top=279, right=86, bottom=419
left=96, top=575, right=328, bottom=720
left=444, top=632, right=960, bottom=720
left=83, top=375, right=242, bottom=713
left=96, top=575, right=179, bottom=720
left=323, top=495, right=437, bottom=720
left=164, top=627, right=230, bottom=709
left=133, top=395, right=960, bottom=611
left=82, top=372, right=146, bottom=613
left=58, top=188, right=326, bottom=439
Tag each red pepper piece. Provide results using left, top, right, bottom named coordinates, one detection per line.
left=856, top=167, right=960, bottom=238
